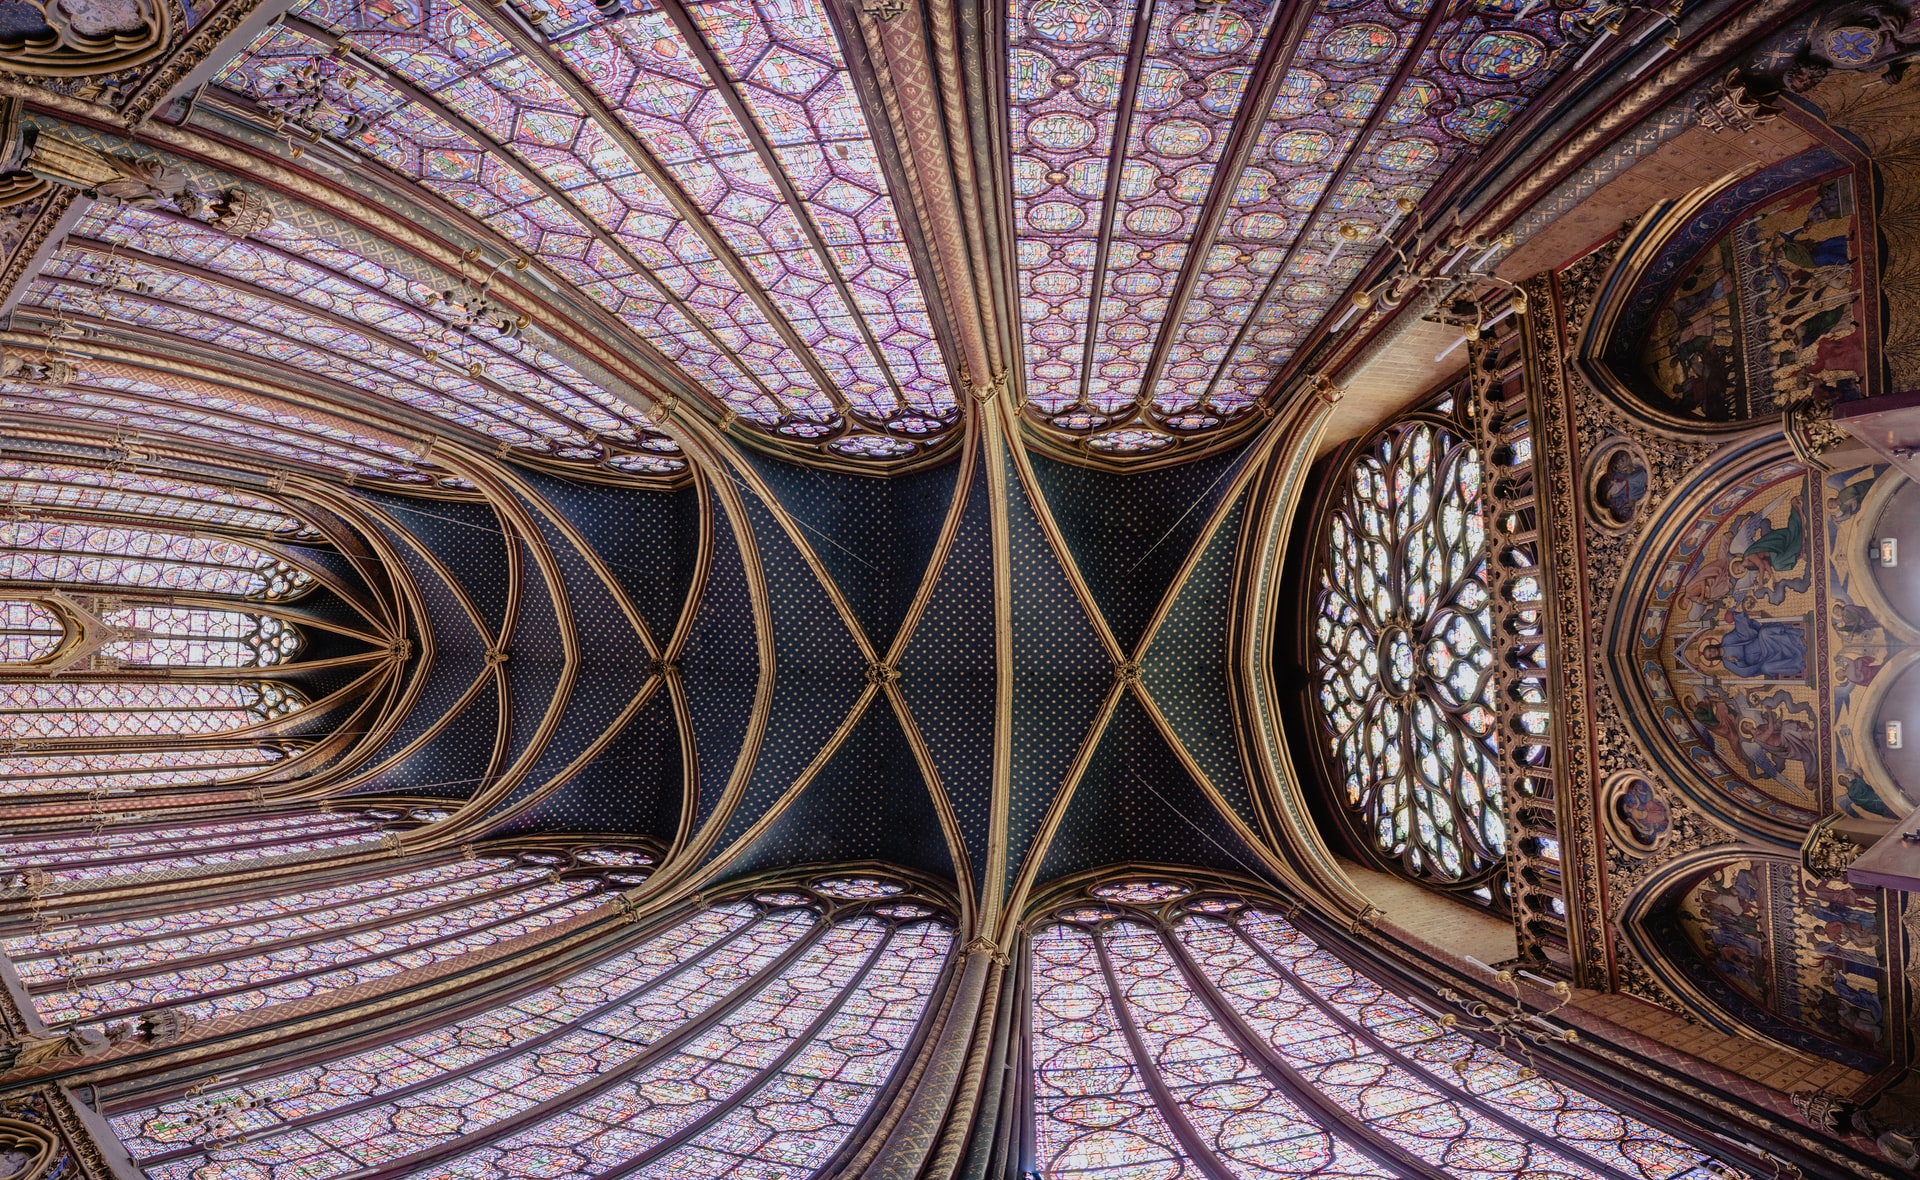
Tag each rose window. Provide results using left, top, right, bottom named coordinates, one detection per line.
left=1310, top=406, right=1506, bottom=887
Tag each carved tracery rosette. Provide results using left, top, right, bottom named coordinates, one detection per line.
left=0, top=1115, right=58, bottom=1180
left=0, top=0, right=174, bottom=79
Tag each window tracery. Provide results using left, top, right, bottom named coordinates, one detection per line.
left=1028, top=880, right=1742, bottom=1180
left=0, top=518, right=313, bottom=600
left=0, top=462, right=314, bottom=537
left=106, top=875, right=953, bottom=1180
left=94, top=605, right=304, bottom=668
left=7, top=848, right=649, bottom=1035
left=0, top=599, right=66, bottom=663
left=1308, top=391, right=1505, bottom=894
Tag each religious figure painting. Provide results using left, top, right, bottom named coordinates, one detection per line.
left=1675, top=859, right=1887, bottom=1062
left=1643, top=468, right=1823, bottom=817
left=1639, top=174, right=1865, bottom=422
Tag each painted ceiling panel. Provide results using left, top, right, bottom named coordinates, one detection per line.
left=345, top=510, right=490, bottom=789
left=898, top=451, right=997, bottom=899
left=1010, top=0, right=1579, bottom=454
left=737, top=445, right=956, bottom=649
left=1139, top=492, right=1257, bottom=828
left=361, top=490, right=512, bottom=636
left=678, top=486, right=761, bottom=831
left=700, top=487, right=866, bottom=862
left=728, top=693, right=955, bottom=881
left=514, top=468, right=703, bottom=645
left=1027, top=439, right=1250, bottom=650
left=498, top=683, right=683, bottom=838
left=1032, top=688, right=1266, bottom=885
left=1005, top=445, right=1113, bottom=900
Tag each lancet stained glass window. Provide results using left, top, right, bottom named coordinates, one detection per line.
left=0, top=599, right=67, bottom=663
left=8, top=848, right=647, bottom=1033
left=206, top=0, right=954, bottom=461
left=0, top=462, right=313, bottom=535
left=1029, top=881, right=1743, bottom=1180
left=0, top=811, right=386, bottom=887
left=108, top=878, right=953, bottom=1180
left=0, top=746, right=292, bottom=795
left=0, top=518, right=313, bottom=600
left=1005, top=0, right=1584, bottom=457
left=1309, top=394, right=1503, bottom=889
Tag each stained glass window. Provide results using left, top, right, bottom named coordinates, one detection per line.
left=0, top=680, right=305, bottom=740
left=9, top=849, right=648, bottom=1034
left=0, top=461, right=313, bottom=535
left=1029, top=882, right=1743, bottom=1180
left=107, top=879, right=952, bottom=1180
left=0, top=518, right=313, bottom=600
left=95, top=605, right=304, bottom=668
left=0, top=599, right=67, bottom=663
left=0, top=746, right=293, bottom=796
left=205, top=0, right=950, bottom=460
left=1309, top=395, right=1503, bottom=889
left=0, top=368, right=436, bottom=483
left=1005, top=0, right=1583, bottom=454
left=0, top=811, right=384, bottom=888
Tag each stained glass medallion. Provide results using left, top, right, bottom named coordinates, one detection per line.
left=1029, top=884, right=1745, bottom=1180
left=1007, top=0, right=1584, bottom=457
left=1309, top=395, right=1504, bottom=888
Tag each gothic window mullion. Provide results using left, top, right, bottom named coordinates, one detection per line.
left=1151, top=918, right=1451, bottom=1180
left=1088, top=922, right=1243, bottom=1180
left=1219, top=914, right=1649, bottom=1180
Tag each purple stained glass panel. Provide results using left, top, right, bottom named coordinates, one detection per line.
left=0, top=461, right=310, bottom=534
left=0, top=680, right=305, bottom=741
left=1030, top=899, right=1746, bottom=1180
left=0, top=746, right=290, bottom=795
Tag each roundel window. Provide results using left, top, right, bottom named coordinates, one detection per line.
left=1308, top=393, right=1505, bottom=888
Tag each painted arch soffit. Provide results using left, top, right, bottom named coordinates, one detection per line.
left=199, top=0, right=964, bottom=467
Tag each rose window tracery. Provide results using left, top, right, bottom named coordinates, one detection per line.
left=1310, top=402, right=1505, bottom=888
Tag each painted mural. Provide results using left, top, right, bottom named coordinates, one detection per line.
left=1637, top=172, right=1867, bottom=422
left=1674, top=859, right=1887, bottom=1064
left=1625, top=452, right=1916, bottom=832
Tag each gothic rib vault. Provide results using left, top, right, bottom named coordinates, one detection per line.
left=0, top=2, right=1917, bottom=1180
